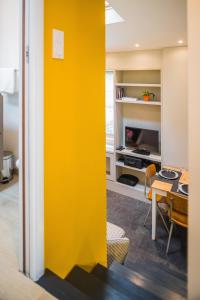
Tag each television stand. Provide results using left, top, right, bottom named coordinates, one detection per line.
left=133, top=149, right=151, bottom=156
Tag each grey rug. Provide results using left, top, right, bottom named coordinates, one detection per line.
left=107, top=190, right=187, bottom=276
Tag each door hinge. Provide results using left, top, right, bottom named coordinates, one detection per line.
left=26, top=46, right=29, bottom=63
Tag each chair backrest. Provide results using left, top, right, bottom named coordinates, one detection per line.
left=144, top=164, right=156, bottom=196
left=167, top=192, right=188, bottom=224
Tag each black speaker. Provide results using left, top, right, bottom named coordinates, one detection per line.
left=118, top=174, right=139, bottom=187
left=124, top=156, right=143, bottom=169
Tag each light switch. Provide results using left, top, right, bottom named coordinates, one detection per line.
left=52, top=29, right=64, bottom=59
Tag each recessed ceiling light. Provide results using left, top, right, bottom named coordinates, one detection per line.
left=135, top=43, right=140, bottom=48
left=178, top=40, right=183, bottom=44
left=105, top=1, right=124, bottom=25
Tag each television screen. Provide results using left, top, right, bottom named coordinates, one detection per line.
left=125, top=126, right=159, bottom=154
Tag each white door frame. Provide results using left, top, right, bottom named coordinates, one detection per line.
left=28, top=0, right=44, bottom=281
left=18, top=0, right=25, bottom=275
left=18, top=0, right=44, bottom=281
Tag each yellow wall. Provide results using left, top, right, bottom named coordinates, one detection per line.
left=44, top=0, right=106, bottom=278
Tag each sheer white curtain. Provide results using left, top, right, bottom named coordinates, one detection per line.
left=106, top=71, right=114, bottom=144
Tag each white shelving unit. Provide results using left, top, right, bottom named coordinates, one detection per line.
left=116, top=181, right=147, bottom=193
left=115, top=160, right=147, bottom=173
left=115, top=149, right=161, bottom=163
left=107, top=69, right=162, bottom=199
left=116, top=83, right=161, bottom=87
left=116, top=98, right=161, bottom=106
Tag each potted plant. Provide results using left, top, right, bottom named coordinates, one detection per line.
left=142, top=90, right=155, bottom=101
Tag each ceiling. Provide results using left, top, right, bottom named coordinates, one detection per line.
left=106, top=0, right=187, bottom=52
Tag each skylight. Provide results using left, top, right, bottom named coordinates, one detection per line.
left=105, top=1, right=124, bottom=25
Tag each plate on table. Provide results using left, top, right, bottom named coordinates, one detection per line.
left=179, top=184, right=189, bottom=196
left=159, top=169, right=179, bottom=180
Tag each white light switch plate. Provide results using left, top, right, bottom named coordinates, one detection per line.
left=52, top=29, right=64, bottom=59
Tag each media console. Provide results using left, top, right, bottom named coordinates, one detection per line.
left=133, top=149, right=150, bottom=156
left=113, top=147, right=161, bottom=194
left=116, top=151, right=161, bottom=172
left=116, top=148, right=161, bottom=163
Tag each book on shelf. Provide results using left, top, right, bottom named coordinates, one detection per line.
left=116, top=87, right=125, bottom=99
left=121, top=97, right=138, bottom=101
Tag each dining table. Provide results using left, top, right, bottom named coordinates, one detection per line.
left=151, top=166, right=189, bottom=240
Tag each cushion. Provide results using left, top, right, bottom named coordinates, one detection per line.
left=169, top=210, right=188, bottom=227
left=107, top=222, right=125, bottom=240
left=148, top=189, right=166, bottom=203
left=107, top=237, right=130, bottom=266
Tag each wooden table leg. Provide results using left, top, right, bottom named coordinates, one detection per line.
left=152, top=189, right=157, bottom=240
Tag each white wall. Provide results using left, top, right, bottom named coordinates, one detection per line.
left=106, top=48, right=188, bottom=168
left=188, top=0, right=200, bottom=298
left=162, top=47, right=188, bottom=168
left=107, top=50, right=162, bottom=70
left=0, top=0, right=19, bottom=160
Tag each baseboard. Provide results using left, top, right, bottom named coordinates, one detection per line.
left=106, top=180, right=148, bottom=203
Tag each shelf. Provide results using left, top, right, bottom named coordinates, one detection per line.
left=116, top=161, right=146, bottom=173
left=116, top=98, right=161, bottom=106
left=116, top=83, right=161, bottom=87
left=116, top=181, right=148, bottom=193
left=116, top=148, right=161, bottom=163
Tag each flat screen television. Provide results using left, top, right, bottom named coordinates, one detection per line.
left=125, top=126, right=160, bottom=154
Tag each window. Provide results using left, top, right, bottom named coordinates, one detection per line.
left=106, top=71, right=114, bottom=141
left=105, top=1, right=124, bottom=25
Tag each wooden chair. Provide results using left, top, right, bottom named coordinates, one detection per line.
left=166, top=192, right=188, bottom=254
left=144, top=164, right=169, bottom=233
